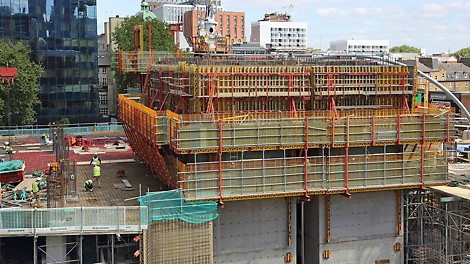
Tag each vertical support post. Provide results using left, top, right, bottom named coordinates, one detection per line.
left=397, top=190, right=402, bottom=236
left=300, top=201, right=305, bottom=264
left=397, top=114, right=401, bottom=145
left=287, top=198, right=292, bottom=247
left=330, top=117, right=335, bottom=148
left=345, top=116, right=350, bottom=195
left=139, top=25, right=144, bottom=52
left=420, top=114, right=426, bottom=188
left=326, top=194, right=331, bottom=244
left=371, top=115, right=376, bottom=146
left=111, top=235, right=115, bottom=264
left=446, top=113, right=450, bottom=143
left=218, top=120, right=224, bottom=206
left=159, top=71, right=163, bottom=109
left=79, top=235, right=83, bottom=264
left=33, top=236, right=37, bottom=264
left=147, top=24, right=152, bottom=52
left=303, top=117, right=309, bottom=198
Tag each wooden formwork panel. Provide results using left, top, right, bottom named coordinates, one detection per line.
left=144, top=219, right=213, bottom=264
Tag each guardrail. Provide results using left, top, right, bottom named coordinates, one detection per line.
left=0, top=206, right=147, bottom=236
left=0, top=124, right=123, bottom=136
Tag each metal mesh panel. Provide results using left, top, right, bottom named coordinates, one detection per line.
left=144, top=219, right=213, bottom=264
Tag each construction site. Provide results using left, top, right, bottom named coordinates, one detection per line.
left=0, top=51, right=469, bottom=263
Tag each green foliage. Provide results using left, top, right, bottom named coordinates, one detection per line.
left=452, top=47, right=470, bottom=58
left=112, top=16, right=176, bottom=93
left=390, top=45, right=421, bottom=53
left=0, top=40, right=43, bottom=126
left=57, top=117, right=70, bottom=127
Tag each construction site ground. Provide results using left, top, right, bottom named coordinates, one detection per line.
left=1, top=134, right=166, bottom=208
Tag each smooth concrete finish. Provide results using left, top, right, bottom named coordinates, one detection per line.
left=46, top=236, right=67, bottom=263
left=305, top=191, right=403, bottom=264
left=214, top=198, right=297, bottom=264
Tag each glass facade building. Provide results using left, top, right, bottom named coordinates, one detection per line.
left=0, top=0, right=99, bottom=124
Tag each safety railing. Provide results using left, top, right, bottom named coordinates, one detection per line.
left=0, top=206, right=148, bottom=236
left=179, top=148, right=449, bottom=200
left=170, top=113, right=454, bottom=153
left=0, top=124, right=123, bottom=136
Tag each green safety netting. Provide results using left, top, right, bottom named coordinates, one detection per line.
left=0, top=160, right=24, bottom=173
left=139, top=189, right=218, bottom=224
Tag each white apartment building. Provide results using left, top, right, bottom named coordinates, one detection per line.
left=250, top=16, right=307, bottom=52
left=154, top=3, right=223, bottom=24
left=330, top=39, right=389, bottom=54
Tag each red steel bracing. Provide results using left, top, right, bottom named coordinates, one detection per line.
left=288, top=74, right=298, bottom=117
left=206, top=74, right=215, bottom=114
left=218, top=120, right=224, bottom=205
left=303, top=117, right=310, bottom=199
left=143, top=74, right=151, bottom=106
left=420, top=114, right=426, bottom=188
left=148, top=75, right=160, bottom=109
left=331, top=116, right=335, bottom=148
left=122, top=124, right=173, bottom=186
left=147, top=24, right=152, bottom=52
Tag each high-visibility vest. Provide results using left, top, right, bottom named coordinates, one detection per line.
left=32, top=181, right=39, bottom=193
left=93, top=166, right=101, bottom=177
left=92, top=157, right=100, bottom=166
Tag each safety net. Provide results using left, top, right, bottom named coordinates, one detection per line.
left=139, top=189, right=218, bottom=224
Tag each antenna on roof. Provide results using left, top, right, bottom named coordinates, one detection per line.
left=282, top=4, right=294, bottom=15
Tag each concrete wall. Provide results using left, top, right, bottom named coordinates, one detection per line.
left=214, top=198, right=297, bottom=264
left=305, top=191, right=403, bottom=264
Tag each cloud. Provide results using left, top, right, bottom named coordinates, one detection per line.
left=315, top=8, right=342, bottom=16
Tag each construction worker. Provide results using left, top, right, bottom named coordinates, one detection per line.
left=84, top=179, right=93, bottom=192
left=4, top=144, right=13, bottom=161
left=93, top=164, right=101, bottom=188
left=41, top=133, right=47, bottom=144
left=90, top=153, right=101, bottom=166
left=31, top=177, right=41, bottom=207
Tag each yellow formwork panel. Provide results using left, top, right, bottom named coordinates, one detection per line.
left=118, top=95, right=168, bottom=144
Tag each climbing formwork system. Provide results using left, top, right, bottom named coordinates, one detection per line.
left=117, top=53, right=455, bottom=203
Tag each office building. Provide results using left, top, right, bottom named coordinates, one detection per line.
left=0, top=0, right=99, bottom=124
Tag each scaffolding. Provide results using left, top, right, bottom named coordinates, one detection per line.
left=404, top=190, right=470, bottom=263
left=117, top=55, right=455, bottom=202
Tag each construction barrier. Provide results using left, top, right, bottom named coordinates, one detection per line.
left=0, top=206, right=148, bottom=236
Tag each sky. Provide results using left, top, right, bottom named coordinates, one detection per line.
left=97, top=0, right=470, bottom=54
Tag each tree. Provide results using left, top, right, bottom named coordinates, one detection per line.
left=452, top=47, right=470, bottom=58
left=112, top=16, right=176, bottom=93
left=0, top=40, right=43, bottom=126
left=390, top=45, right=421, bottom=53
